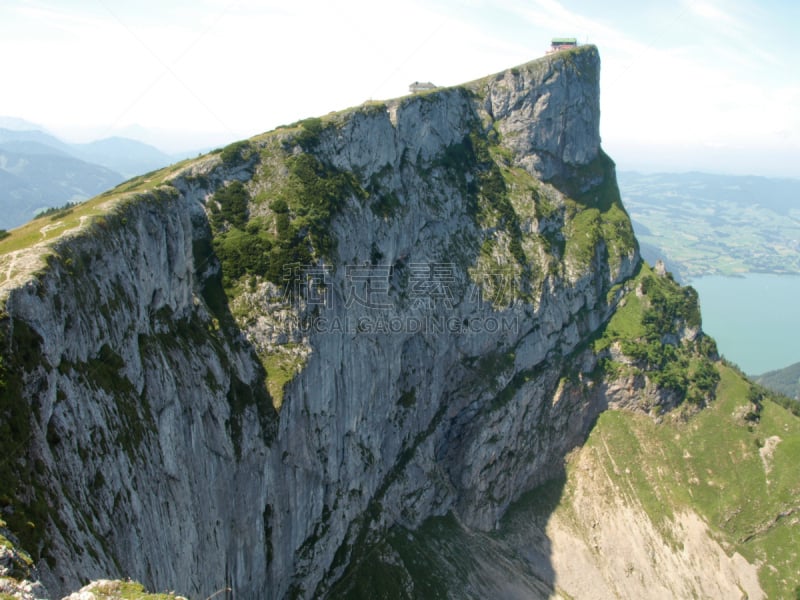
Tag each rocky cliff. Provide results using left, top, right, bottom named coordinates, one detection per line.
left=0, top=45, right=645, bottom=598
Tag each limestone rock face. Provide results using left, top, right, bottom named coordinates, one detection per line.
left=0, top=45, right=638, bottom=599
left=482, top=46, right=601, bottom=181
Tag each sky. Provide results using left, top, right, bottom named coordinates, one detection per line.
left=1, top=0, right=798, bottom=175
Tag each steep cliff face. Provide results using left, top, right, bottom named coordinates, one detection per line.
left=0, top=45, right=641, bottom=598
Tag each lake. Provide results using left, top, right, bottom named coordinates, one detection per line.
left=690, top=273, right=800, bottom=375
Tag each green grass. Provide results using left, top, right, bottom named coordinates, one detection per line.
left=578, top=364, right=800, bottom=598
left=0, top=160, right=189, bottom=261
left=561, top=153, right=637, bottom=277
left=261, top=347, right=306, bottom=409
left=564, top=205, right=601, bottom=268
left=0, top=193, right=113, bottom=257
left=75, top=580, right=183, bottom=599
left=593, top=286, right=645, bottom=353
left=591, top=261, right=719, bottom=405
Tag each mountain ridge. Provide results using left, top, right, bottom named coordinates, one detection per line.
left=0, top=45, right=797, bottom=599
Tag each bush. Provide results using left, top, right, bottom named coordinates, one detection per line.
left=270, top=198, right=289, bottom=213
left=640, top=276, right=701, bottom=335
left=220, top=140, right=251, bottom=167
left=213, top=228, right=274, bottom=286
left=210, top=149, right=363, bottom=290
left=293, top=117, right=326, bottom=150
left=210, top=181, right=249, bottom=230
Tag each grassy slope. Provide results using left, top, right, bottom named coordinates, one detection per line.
left=0, top=163, right=187, bottom=257
left=565, top=262, right=800, bottom=597
left=574, top=365, right=800, bottom=598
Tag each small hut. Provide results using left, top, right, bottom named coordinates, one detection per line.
left=409, top=81, right=437, bottom=93
left=548, top=38, right=578, bottom=53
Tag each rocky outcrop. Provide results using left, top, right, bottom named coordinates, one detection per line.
left=0, top=45, right=640, bottom=599
left=479, top=46, right=601, bottom=181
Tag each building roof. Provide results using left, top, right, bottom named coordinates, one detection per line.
left=551, top=37, right=578, bottom=45
left=409, top=81, right=438, bottom=93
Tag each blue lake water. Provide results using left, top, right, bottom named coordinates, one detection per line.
left=690, top=274, right=800, bottom=375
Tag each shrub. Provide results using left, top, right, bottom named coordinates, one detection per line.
left=210, top=181, right=249, bottom=230
left=220, top=140, right=251, bottom=167
left=640, top=275, right=702, bottom=338
left=293, top=117, right=326, bottom=150
left=213, top=228, right=273, bottom=285
left=210, top=149, right=363, bottom=290
left=270, top=198, right=289, bottom=213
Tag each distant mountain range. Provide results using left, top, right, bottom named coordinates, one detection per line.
left=0, top=122, right=185, bottom=231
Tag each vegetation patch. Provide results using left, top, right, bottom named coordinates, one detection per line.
left=70, top=579, right=185, bottom=599
left=369, top=192, right=401, bottom=219
left=447, top=132, right=527, bottom=269
left=397, top=388, right=416, bottom=409
left=210, top=153, right=364, bottom=290
left=220, top=140, right=254, bottom=168
left=34, top=202, right=78, bottom=220
left=575, top=365, right=800, bottom=598
left=594, top=262, right=719, bottom=406
left=261, top=348, right=305, bottom=410
left=291, top=117, right=327, bottom=151
left=562, top=152, right=637, bottom=274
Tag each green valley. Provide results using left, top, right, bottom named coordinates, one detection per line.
left=618, top=171, right=800, bottom=280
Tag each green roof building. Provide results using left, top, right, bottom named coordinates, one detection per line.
left=548, top=38, right=578, bottom=53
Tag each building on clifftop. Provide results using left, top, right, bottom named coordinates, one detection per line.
left=409, top=81, right=437, bottom=93
left=548, top=37, right=578, bottom=53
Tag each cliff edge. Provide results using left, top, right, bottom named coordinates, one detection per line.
left=0, top=45, right=762, bottom=599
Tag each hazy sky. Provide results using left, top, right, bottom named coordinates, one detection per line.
left=1, top=0, right=798, bottom=175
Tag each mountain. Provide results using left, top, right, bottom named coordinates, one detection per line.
left=0, top=116, right=47, bottom=132
left=756, top=362, right=800, bottom=400
left=618, top=171, right=800, bottom=280
left=0, top=129, right=178, bottom=230
left=0, top=145, right=125, bottom=229
left=71, top=137, right=174, bottom=179
left=0, top=45, right=798, bottom=600
left=0, top=128, right=74, bottom=155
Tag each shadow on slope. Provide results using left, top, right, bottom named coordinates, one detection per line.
left=329, top=474, right=566, bottom=600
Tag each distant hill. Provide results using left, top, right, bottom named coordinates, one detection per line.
left=71, top=136, right=173, bottom=178
left=0, top=126, right=178, bottom=230
left=0, top=116, right=45, bottom=131
left=0, top=147, right=124, bottom=228
left=755, top=362, right=800, bottom=400
left=0, top=128, right=74, bottom=154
